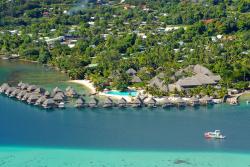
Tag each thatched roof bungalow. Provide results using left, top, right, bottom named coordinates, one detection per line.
left=174, top=97, right=186, bottom=107
left=17, top=90, right=27, bottom=100
left=200, top=95, right=213, bottom=105
left=34, top=87, right=46, bottom=94
left=126, top=68, right=137, bottom=76
left=21, top=93, right=32, bottom=101
left=0, top=83, right=10, bottom=93
left=65, top=87, right=78, bottom=98
left=103, top=97, right=114, bottom=108
left=188, top=97, right=200, bottom=106
left=44, top=91, right=50, bottom=97
left=149, top=77, right=168, bottom=92
left=88, top=97, right=98, bottom=108
left=118, top=97, right=127, bottom=107
left=161, top=98, right=173, bottom=108
left=27, top=94, right=40, bottom=104
left=51, top=87, right=63, bottom=97
left=131, top=75, right=142, bottom=83
left=20, top=83, right=29, bottom=90
left=53, top=92, right=65, bottom=103
left=131, top=97, right=143, bottom=107
left=42, top=99, right=56, bottom=109
left=35, top=96, right=47, bottom=106
left=75, top=98, right=85, bottom=108
left=145, top=97, right=157, bottom=107
left=5, top=87, right=16, bottom=96
left=10, top=89, right=21, bottom=98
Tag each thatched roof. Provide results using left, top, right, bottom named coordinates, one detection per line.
left=66, top=86, right=72, bottom=92
left=176, top=74, right=216, bottom=88
left=189, top=97, right=199, bottom=102
left=28, top=94, right=40, bottom=101
left=193, top=64, right=213, bottom=76
left=149, top=77, right=169, bottom=92
left=52, top=87, right=63, bottom=93
left=104, top=97, right=113, bottom=104
left=43, top=99, right=56, bottom=106
left=0, top=83, right=9, bottom=89
left=118, top=97, right=127, bottom=104
left=36, top=96, right=47, bottom=104
left=21, top=83, right=29, bottom=90
left=45, top=91, right=50, bottom=96
left=27, top=85, right=38, bottom=92
left=89, top=97, right=98, bottom=104
left=53, top=93, right=65, bottom=101
left=34, top=87, right=46, bottom=94
left=6, top=87, right=16, bottom=94
left=17, top=90, right=27, bottom=97
left=126, top=68, right=137, bottom=75
left=131, top=75, right=142, bottom=83
left=132, top=97, right=143, bottom=104
left=76, top=98, right=85, bottom=105
left=200, top=95, right=212, bottom=101
left=10, top=89, right=21, bottom=96
left=17, top=81, right=23, bottom=87
left=145, top=97, right=156, bottom=104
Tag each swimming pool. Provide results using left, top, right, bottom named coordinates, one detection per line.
left=106, top=90, right=138, bottom=97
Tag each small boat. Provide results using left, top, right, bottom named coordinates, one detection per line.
left=204, top=130, right=226, bottom=139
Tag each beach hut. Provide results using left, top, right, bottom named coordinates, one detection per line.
left=103, top=97, right=114, bottom=108
left=53, top=93, right=65, bottom=103
left=17, top=90, right=27, bottom=100
left=200, top=95, right=213, bottom=105
left=118, top=97, right=127, bottom=107
left=21, top=93, right=32, bottom=101
left=161, top=98, right=173, bottom=108
left=65, top=87, right=78, bottom=98
left=34, top=87, right=46, bottom=94
left=0, top=83, right=10, bottom=93
left=145, top=97, right=157, bottom=107
left=126, top=68, right=137, bottom=76
left=188, top=97, right=200, bottom=106
left=35, top=96, right=47, bottom=106
left=131, top=97, right=143, bottom=108
left=5, top=87, right=16, bottom=96
left=175, top=97, right=186, bottom=107
left=88, top=97, right=98, bottom=108
left=131, top=75, right=142, bottom=83
left=21, top=83, right=29, bottom=90
left=10, top=89, right=21, bottom=98
left=27, top=85, right=38, bottom=92
left=44, top=91, right=51, bottom=97
left=51, top=87, right=63, bottom=97
left=42, top=99, right=56, bottom=109
left=75, top=98, right=85, bottom=108
left=27, top=94, right=40, bottom=104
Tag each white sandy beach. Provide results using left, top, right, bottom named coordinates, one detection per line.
left=68, top=80, right=96, bottom=94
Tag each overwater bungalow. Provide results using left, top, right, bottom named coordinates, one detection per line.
left=0, top=83, right=10, bottom=93
left=200, top=95, right=213, bottom=105
left=161, top=98, right=173, bottom=108
left=51, top=87, right=63, bottom=97
left=75, top=98, right=85, bottom=108
left=53, top=93, right=65, bottom=103
left=17, top=81, right=23, bottom=88
left=20, top=83, right=29, bottom=90
left=27, top=85, right=38, bottom=92
left=44, top=91, right=51, bottom=97
left=42, top=99, right=56, bottom=109
left=65, top=87, right=78, bottom=98
left=35, top=96, right=47, bottom=106
left=17, top=90, right=27, bottom=100
left=34, top=87, right=46, bottom=94
left=145, top=97, right=157, bottom=107
left=131, top=97, right=143, bottom=108
left=103, top=97, right=114, bottom=108
left=88, top=97, right=98, bottom=108
left=118, top=97, right=127, bottom=107
left=175, top=97, right=186, bottom=107
left=188, top=97, right=200, bottom=106
left=21, top=93, right=32, bottom=101
left=9, top=89, right=21, bottom=98
left=27, top=94, right=40, bottom=104
left=5, top=87, right=16, bottom=96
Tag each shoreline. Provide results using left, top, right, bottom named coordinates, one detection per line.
left=68, top=80, right=96, bottom=94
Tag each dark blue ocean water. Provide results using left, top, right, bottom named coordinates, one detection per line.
left=0, top=95, right=250, bottom=152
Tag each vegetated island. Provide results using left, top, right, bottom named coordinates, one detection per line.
left=0, top=0, right=249, bottom=106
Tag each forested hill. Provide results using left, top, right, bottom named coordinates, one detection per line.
left=0, top=0, right=249, bottom=96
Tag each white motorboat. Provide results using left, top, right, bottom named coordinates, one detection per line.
left=204, top=130, right=226, bottom=139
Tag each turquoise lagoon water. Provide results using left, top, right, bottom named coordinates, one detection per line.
left=1, top=60, right=250, bottom=167
left=106, top=90, right=138, bottom=97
